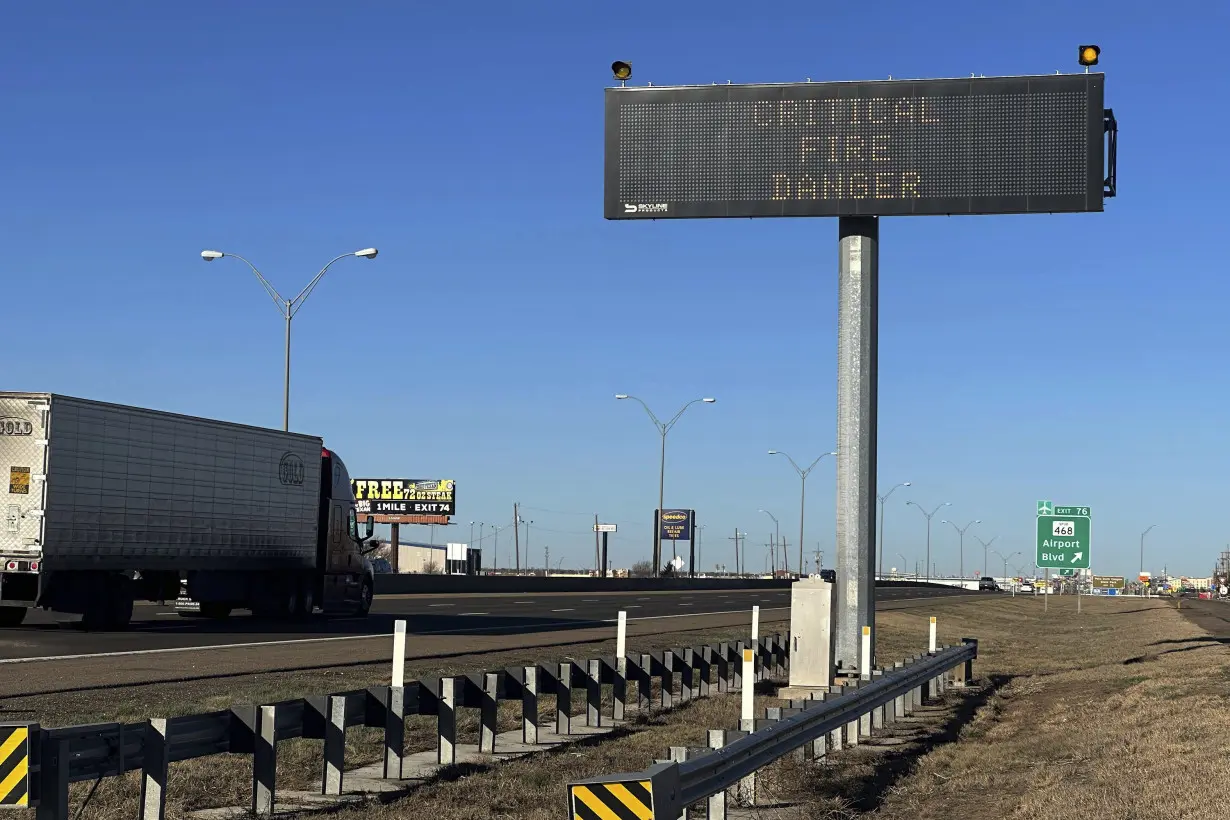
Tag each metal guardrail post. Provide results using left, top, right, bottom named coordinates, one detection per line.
left=614, top=655, right=628, bottom=721
left=323, top=695, right=346, bottom=796
left=481, top=673, right=499, bottom=753
left=522, top=666, right=538, bottom=745
left=716, top=642, right=730, bottom=692
left=844, top=684, right=861, bottom=746
left=438, top=677, right=457, bottom=765
left=669, top=747, right=691, bottom=818
left=586, top=660, right=602, bottom=728
left=637, top=654, right=653, bottom=713
left=556, top=662, right=572, bottom=736
left=733, top=642, right=745, bottom=692
left=961, top=637, right=978, bottom=685
left=681, top=648, right=695, bottom=702
left=706, top=729, right=727, bottom=820
left=892, top=662, right=906, bottom=720
left=252, top=705, right=277, bottom=816
left=139, top=719, right=168, bottom=820
left=871, top=670, right=886, bottom=730
left=698, top=646, right=712, bottom=698
left=383, top=685, right=405, bottom=779
left=660, top=651, right=675, bottom=709
left=37, top=734, right=67, bottom=820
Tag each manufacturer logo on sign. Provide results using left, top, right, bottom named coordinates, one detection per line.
left=624, top=202, right=668, bottom=214
left=0, top=418, right=33, bottom=436
left=661, top=511, right=688, bottom=522
left=278, top=452, right=305, bottom=486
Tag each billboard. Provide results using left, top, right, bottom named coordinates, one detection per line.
left=605, top=73, right=1106, bottom=219
left=659, top=509, right=696, bottom=541
left=1092, top=575, right=1125, bottom=590
left=352, top=478, right=456, bottom=525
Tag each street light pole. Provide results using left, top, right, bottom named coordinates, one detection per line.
left=975, top=534, right=999, bottom=577
left=1140, top=524, right=1156, bottom=576
left=941, top=518, right=981, bottom=579
left=201, top=248, right=378, bottom=431
left=876, top=481, right=911, bottom=578
left=616, top=394, right=716, bottom=575
left=759, top=510, right=780, bottom=574
left=992, top=549, right=1020, bottom=580
left=768, top=449, right=837, bottom=577
left=906, top=501, right=950, bottom=583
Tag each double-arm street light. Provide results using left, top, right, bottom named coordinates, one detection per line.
left=616, top=394, right=716, bottom=575
left=877, top=481, right=911, bottom=578
left=201, top=247, right=379, bottom=431
left=768, top=449, right=837, bottom=577
left=992, top=549, right=1020, bottom=580
left=975, top=534, right=999, bottom=577
left=906, top=500, right=950, bottom=582
left=941, top=518, right=981, bottom=579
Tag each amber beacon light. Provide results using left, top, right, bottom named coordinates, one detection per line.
left=1078, top=45, right=1100, bottom=66
left=611, top=60, right=632, bottom=82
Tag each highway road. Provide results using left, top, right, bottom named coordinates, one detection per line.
left=0, top=585, right=970, bottom=663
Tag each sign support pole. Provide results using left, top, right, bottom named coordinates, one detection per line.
left=390, top=522, right=399, bottom=574
left=601, top=532, right=609, bottom=578
left=1045, top=568, right=1050, bottom=612
left=834, top=216, right=879, bottom=675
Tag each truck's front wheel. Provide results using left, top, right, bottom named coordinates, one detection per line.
left=0, top=606, right=26, bottom=627
left=356, top=577, right=373, bottom=616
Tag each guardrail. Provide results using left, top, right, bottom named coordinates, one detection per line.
left=568, top=639, right=977, bottom=820
left=0, top=630, right=789, bottom=819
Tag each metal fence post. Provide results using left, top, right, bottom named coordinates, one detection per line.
left=557, top=662, right=572, bottom=736
left=892, top=662, right=906, bottom=721
left=699, top=646, right=712, bottom=698
left=637, top=654, right=653, bottom=713
left=139, top=719, right=169, bottom=820
left=660, top=651, right=675, bottom=709
left=322, top=695, right=346, bottom=796
left=481, top=673, right=499, bottom=753
left=733, top=641, right=745, bottom=692
left=586, top=660, right=601, bottom=728
left=252, top=705, right=277, bottom=816
left=438, top=678, right=457, bottom=765
left=614, top=653, right=628, bottom=721
left=962, top=637, right=978, bottom=685
left=681, top=648, right=695, bottom=702
left=383, top=685, right=405, bottom=779
left=522, top=666, right=538, bottom=745
left=871, top=670, right=885, bottom=730
left=716, top=642, right=730, bottom=692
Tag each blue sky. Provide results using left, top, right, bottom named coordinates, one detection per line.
left=5, top=1, right=1228, bottom=579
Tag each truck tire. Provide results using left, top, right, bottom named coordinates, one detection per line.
left=200, top=603, right=232, bottom=620
left=294, top=584, right=315, bottom=619
left=0, top=606, right=26, bottom=627
left=356, top=577, right=373, bottom=616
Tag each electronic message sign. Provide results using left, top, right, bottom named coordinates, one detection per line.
left=605, top=73, right=1107, bottom=219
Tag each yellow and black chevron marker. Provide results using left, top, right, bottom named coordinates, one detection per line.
left=0, top=724, right=31, bottom=808
left=570, top=778, right=654, bottom=820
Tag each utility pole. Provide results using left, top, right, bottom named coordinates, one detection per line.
left=545, top=545, right=549, bottom=575
left=594, top=513, right=600, bottom=571
left=780, top=538, right=790, bottom=576
left=728, top=529, right=745, bottom=576
left=513, top=502, right=521, bottom=573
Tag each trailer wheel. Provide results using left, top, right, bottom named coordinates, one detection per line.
left=200, top=603, right=232, bottom=620
left=0, top=606, right=26, bottom=627
left=295, top=585, right=315, bottom=619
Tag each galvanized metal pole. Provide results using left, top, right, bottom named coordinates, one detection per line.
left=834, top=216, right=879, bottom=674
left=282, top=307, right=292, bottom=431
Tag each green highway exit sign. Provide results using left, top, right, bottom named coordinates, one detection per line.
left=1036, top=500, right=1091, bottom=569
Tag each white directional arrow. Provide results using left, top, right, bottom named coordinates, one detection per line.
left=1071, top=552, right=1084, bottom=564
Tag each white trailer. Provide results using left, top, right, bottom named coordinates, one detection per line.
left=0, top=393, right=375, bottom=629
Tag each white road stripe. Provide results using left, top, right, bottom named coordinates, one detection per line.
left=0, top=594, right=954, bottom=665
left=428, top=604, right=453, bottom=608
left=551, top=608, right=575, bottom=612
left=457, top=612, right=488, bottom=616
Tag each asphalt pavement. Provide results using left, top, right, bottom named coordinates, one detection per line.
left=0, top=585, right=969, bottom=663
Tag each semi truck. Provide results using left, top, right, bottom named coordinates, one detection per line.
left=0, top=392, right=377, bottom=630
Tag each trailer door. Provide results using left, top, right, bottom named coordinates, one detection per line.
left=0, top=395, right=49, bottom=557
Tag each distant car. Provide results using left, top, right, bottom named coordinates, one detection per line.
left=371, top=558, right=393, bottom=574
left=979, top=577, right=1000, bottom=592
left=1020, top=581, right=1035, bottom=592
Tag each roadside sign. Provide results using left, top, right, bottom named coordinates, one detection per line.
left=1057, top=568, right=1075, bottom=577
left=593, top=523, right=618, bottom=533
left=1036, top=502, right=1091, bottom=569
left=1093, top=575, right=1125, bottom=590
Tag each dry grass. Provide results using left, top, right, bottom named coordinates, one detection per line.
left=33, top=594, right=1224, bottom=820
left=21, top=617, right=788, bottom=819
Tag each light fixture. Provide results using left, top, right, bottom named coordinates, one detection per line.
left=611, top=61, right=632, bottom=81
left=200, top=250, right=223, bottom=261
left=1078, top=45, right=1100, bottom=66
left=354, top=248, right=379, bottom=259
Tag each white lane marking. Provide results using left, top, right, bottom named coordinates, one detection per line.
left=636, top=598, right=651, bottom=601
left=582, top=599, right=599, bottom=603
left=457, top=612, right=488, bottom=616
left=0, top=594, right=959, bottom=665
left=625, top=605, right=642, bottom=608
left=551, top=608, right=575, bottom=612
left=514, top=601, right=535, bottom=604
left=678, top=603, right=694, bottom=607
left=428, top=603, right=453, bottom=608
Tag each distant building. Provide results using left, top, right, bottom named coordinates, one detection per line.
left=395, top=542, right=447, bottom=574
